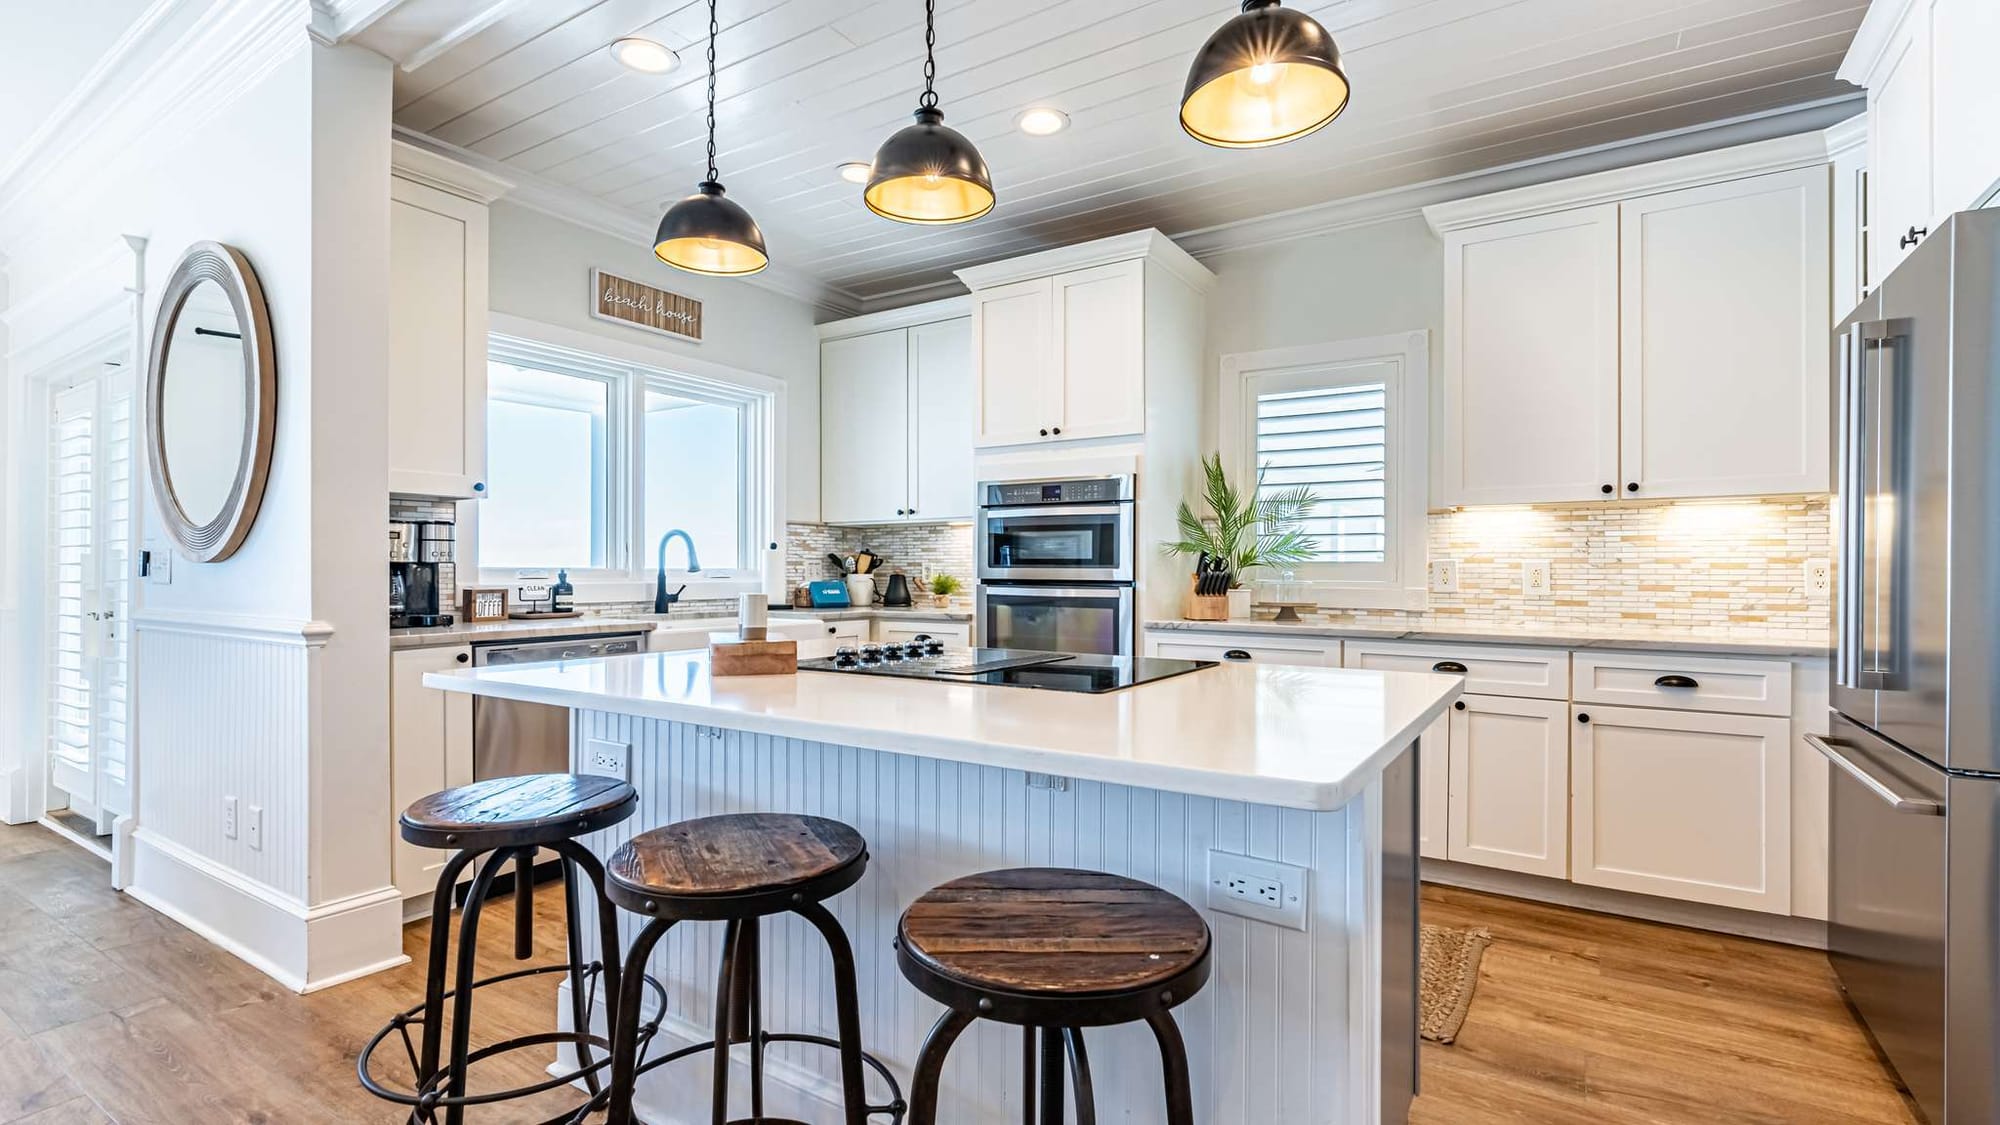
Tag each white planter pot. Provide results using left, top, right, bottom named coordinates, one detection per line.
left=1227, top=588, right=1252, bottom=620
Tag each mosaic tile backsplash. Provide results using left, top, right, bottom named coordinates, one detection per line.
left=1256, top=497, right=1832, bottom=640
left=784, top=521, right=976, bottom=599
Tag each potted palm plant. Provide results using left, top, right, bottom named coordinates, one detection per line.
left=1163, top=454, right=1320, bottom=619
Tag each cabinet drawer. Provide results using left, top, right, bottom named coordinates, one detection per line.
left=1343, top=641, right=1568, bottom=700
left=1145, top=631, right=1339, bottom=667
left=1572, top=651, right=1791, bottom=716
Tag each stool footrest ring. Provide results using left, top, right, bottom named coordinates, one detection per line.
left=566, top=1029, right=907, bottom=1124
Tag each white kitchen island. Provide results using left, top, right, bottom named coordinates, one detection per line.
left=428, top=652, right=1460, bottom=1124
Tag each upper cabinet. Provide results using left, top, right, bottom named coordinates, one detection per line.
left=388, top=142, right=510, bottom=500
left=1426, top=137, right=1833, bottom=507
left=956, top=230, right=1214, bottom=449
left=1842, top=0, right=2000, bottom=285
left=818, top=300, right=974, bottom=524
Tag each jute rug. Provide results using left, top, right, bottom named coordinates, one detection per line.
left=1419, top=923, right=1491, bottom=1044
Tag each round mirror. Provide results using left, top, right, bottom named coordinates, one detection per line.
left=145, top=243, right=275, bottom=563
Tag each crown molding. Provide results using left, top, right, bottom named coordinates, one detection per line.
left=1836, top=0, right=1914, bottom=86
left=390, top=126, right=864, bottom=318
left=390, top=139, right=512, bottom=203
left=815, top=295, right=969, bottom=339
left=307, top=0, right=405, bottom=45
left=953, top=228, right=1216, bottom=293
left=1823, top=112, right=1868, bottom=160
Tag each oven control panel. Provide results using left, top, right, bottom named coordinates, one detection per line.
left=982, top=475, right=1134, bottom=507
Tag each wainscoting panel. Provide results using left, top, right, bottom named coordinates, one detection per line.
left=573, top=711, right=1367, bottom=1124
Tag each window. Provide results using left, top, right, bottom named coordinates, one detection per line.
left=1220, top=332, right=1429, bottom=610
left=476, top=334, right=776, bottom=599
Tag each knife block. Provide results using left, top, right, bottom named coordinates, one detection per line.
left=1185, top=578, right=1229, bottom=622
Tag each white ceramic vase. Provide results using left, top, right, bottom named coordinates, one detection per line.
left=1227, top=587, right=1252, bottom=620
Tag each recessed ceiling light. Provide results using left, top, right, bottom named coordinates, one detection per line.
left=610, top=36, right=679, bottom=75
left=837, top=161, right=873, bottom=185
left=1015, top=107, right=1071, bottom=136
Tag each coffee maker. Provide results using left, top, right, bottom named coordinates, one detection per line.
left=390, top=521, right=455, bottom=628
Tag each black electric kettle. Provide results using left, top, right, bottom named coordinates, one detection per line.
left=881, top=572, right=913, bottom=607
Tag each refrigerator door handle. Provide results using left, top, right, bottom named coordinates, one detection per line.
left=1835, top=321, right=1867, bottom=689
left=1806, top=733, right=1942, bottom=815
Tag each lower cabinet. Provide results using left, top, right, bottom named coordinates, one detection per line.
left=1418, top=713, right=1449, bottom=861
left=1143, top=632, right=1342, bottom=666
left=1447, top=694, right=1571, bottom=879
left=390, top=646, right=473, bottom=901
left=875, top=620, right=971, bottom=647
left=1570, top=703, right=1791, bottom=912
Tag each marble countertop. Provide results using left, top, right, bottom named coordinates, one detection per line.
left=426, top=652, right=1461, bottom=811
left=391, top=606, right=974, bottom=650
left=775, top=606, right=974, bottom=624
left=1143, top=618, right=1829, bottom=658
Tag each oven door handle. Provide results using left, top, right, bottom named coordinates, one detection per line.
left=981, top=504, right=1129, bottom=520
left=1805, top=733, right=1942, bottom=815
left=979, top=585, right=1126, bottom=599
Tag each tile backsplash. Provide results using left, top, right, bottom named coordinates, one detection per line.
left=784, top=521, right=976, bottom=598
left=389, top=496, right=459, bottom=606
left=1258, top=497, right=1833, bottom=640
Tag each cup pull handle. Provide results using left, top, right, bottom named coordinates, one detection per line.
left=1654, top=674, right=1699, bottom=689
left=1222, top=649, right=1253, bottom=661
left=1432, top=660, right=1468, bottom=674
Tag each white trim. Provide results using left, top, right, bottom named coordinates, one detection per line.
left=129, top=608, right=336, bottom=645
left=390, top=139, right=513, bottom=204
left=1423, top=131, right=1836, bottom=234
left=308, top=0, right=407, bottom=44
left=953, top=228, right=1216, bottom=293
left=1219, top=332, right=1431, bottom=611
left=813, top=296, right=970, bottom=340
left=393, top=0, right=522, bottom=73
left=1838, top=0, right=1918, bottom=84
left=1823, top=112, right=1869, bottom=160
left=1421, top=860, right=1829, bottom=949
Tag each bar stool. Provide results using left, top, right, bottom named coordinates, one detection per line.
left=895, top=868, right=1212, bottom=1125
left=358, top=773, right=660, bottom=1125
left=586, top=812, right=905, bottom=1125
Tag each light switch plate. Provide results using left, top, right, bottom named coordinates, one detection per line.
left=1428, top=557, right=1460, bottom=593
left=1207, top=850, right=1309, bottom=931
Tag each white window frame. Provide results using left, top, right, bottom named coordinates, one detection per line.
left=471, top=313, right=786, bottom=604
left=1218, top=331, right=1430, bottom=611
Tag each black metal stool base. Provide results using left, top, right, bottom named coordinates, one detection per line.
left=567, top=1030, right=906, bottom=1124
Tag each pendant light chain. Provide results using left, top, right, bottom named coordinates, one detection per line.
left=919, top=0, right=938, bottom=110
left=704, top=0, right=719, bottom=182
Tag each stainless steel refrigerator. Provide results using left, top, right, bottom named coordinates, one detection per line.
left=1822, top=208, right=2000, bottom=1124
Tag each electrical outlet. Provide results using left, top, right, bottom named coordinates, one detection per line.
left=246, top=806, right=264, bottom=851
left=1805, top=558, right=1832, bottom=599
left=1521, top=559, right=1553, bottom=598
left=1428, top=557, right=1460, bottom=593
left=1207, top=850, right=1308, bottom=931
left=222, top=796, right=239, bottom=840
left=584, top=738, right=630, bottom=780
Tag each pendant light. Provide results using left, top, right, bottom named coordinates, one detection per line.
left=653, top=0, right=768, bottom=276
left=864, top=0, right=994, bottom=225
left=1180, top=1, right=1350, bottom=149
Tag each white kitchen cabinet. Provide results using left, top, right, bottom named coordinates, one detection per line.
left=1144, top=629, right=1341, bottom=666
left=1418, top=713, right=1449, bottom=862
left=1447, top=694, right=1569, bottom=879
left=388, top=153, right=501, bottom=500
left=1928, top=0, right=2000, bottom=218
left=957, top=231, right=1214, bottom=449
left=1618, top=169, right=1831, bottom=499
left=390, top=645, right=473, bottom=901
left=1436, top=205, right=1621, bottom=505
left=1571, top=704, right=1792, bottom=913
left=874, top=620, right=971, bottom=647
left=1343, top=640, right=1569, bottom=700
left=818, top=302, right=975, bottom=524
left=1866, top=1, right=1933, bottom=279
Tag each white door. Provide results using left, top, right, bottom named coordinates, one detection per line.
left=1929, top=0, right=2000, bottom=216
left=1417, top=712, right=1449, bottom=862
left=1618, top=169, right=1831, bottom=499
left=45, top=373, right=135, bottom=832
left=1447, top=694, right=1569, bottom=878
left=1438, top=205, right=1620, bottom=505
left=819, top=328, right=911, bottom=524
left=908, top=317, right=974, bottom=521
left=1570, top=704, right=1791, bottom=913
left=1052, top=260, right=1146, bottom=442
left=1868, top=2, right=1933, bottom=280
left=971, top=277, right=1054, bottom=447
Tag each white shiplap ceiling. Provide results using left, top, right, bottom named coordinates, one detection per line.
left=361, top=0, right=1866, bottom=306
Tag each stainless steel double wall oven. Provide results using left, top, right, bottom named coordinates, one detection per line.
left=976, top=475, right=1136, bottom=656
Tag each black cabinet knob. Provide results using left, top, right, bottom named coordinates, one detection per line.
left=1222, top=649, right=1253, bottom=661
left=1039, top=428, right=1049, bottom=437
left=1051, top=426, right=1062, bottom=435
left=896, top=508, right=906, bottom=515
left=1625, top=482, right=1639, bottom=493
left=1431, top=660, right=1468, bottom=674
left=1577, top=712, right=1591, bottom=724
left=827, top=626, right=837, bottom=634
left=1901, top=225, right=1928, bottom=249
left=1453, top=700, right=1466, bottom=711
left=455, top=652, right=469, bottom=664
left=1600, top=483, right=1614, bottom=494
left=907, top=508, right=916, bottom=515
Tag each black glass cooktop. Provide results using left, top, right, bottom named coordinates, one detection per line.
left=798, top=641, right=1214, bottom=694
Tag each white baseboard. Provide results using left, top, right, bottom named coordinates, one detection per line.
left=1421, top=860, right=1830, bottom=949
left=0, top=766, right=28, bottom=825
left=130, top=829, right=409, bottom=992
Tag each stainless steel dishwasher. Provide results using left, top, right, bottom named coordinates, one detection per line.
left=471, top=632, right=646, bottom=779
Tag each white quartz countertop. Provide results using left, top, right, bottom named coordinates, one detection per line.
left=426, top=652, right=1461, bottom=812
left=1144, top=618, right=1829, bottom=658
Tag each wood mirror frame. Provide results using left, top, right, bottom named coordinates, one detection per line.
left=144, top=241, right=277, bottom=563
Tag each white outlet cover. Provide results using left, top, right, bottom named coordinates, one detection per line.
left=1804, top=558, right=1832, bottom=598
left=1521, top=559, right=1553, bottom=597
left=584, top=738, right=630, bottom=780
left=1206, top=849, right=1309, bottom=931
left=246, top=805, right=264, bottom=851
left=1429, top=557, right=1460, bottom=594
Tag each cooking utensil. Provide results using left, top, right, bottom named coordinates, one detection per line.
left=828, top=553, right=849, bottom=575
left=855, top=551, right=878, bottom=574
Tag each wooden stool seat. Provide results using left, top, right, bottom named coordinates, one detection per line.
left=606, top=813, right=867, bottom=920
left=898, top=868, right=1210, bottom=1024
left=398, top=773, right=638, bottom=850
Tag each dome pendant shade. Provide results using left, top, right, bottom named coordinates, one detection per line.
left=1180, top=0, right=1350, bottom=149
left=864, top=107, right=996, bottom=225
left=654, top=181, right=769, bottom=276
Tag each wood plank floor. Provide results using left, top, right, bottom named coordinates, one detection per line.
left=0, top=821, right=1917, bottom=1123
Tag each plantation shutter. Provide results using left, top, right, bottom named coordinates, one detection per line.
left=1253, top=382, right=1387, bottom=563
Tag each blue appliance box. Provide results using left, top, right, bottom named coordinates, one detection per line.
left=808, top=580, right=851, bottom=609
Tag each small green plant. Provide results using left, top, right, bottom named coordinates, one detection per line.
left=1163, top=454, right=1320, bottom=588
left=927, top=573, right=962, bottom=598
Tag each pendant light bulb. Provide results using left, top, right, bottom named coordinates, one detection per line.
left=1181, top=0, right=1350, bottom=149
left=654, top=0, right=770, bottom=275
left=864, top=0, right=995, bottom=224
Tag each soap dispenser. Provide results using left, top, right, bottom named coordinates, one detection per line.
left=552, top=569, right=575, bottom=613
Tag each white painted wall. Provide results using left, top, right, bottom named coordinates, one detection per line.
left=485, top=202, right=824, bottom=523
